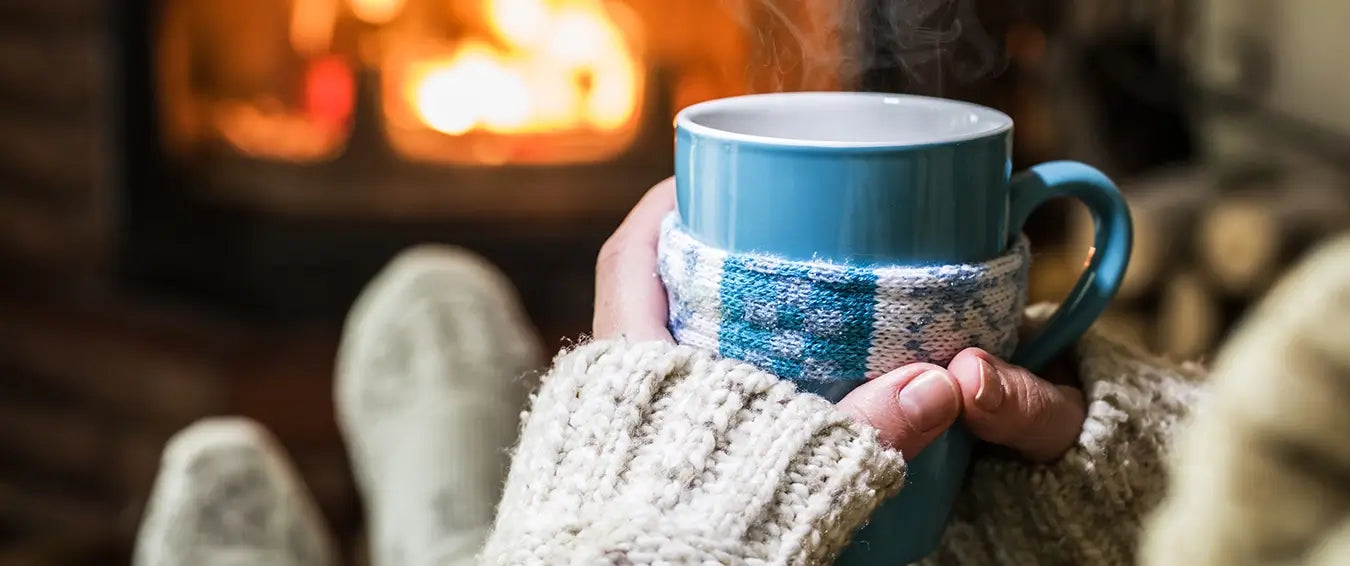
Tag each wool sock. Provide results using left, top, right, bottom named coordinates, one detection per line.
left=133, top=417, right=337, bottom=566
left=335, top=245, right=543, bottom=566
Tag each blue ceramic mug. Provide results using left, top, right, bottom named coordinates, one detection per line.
left=672, top=92, right=1131, bottom=564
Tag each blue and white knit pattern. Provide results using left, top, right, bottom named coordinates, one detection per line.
left=657, top=214, right=1030, bottom=387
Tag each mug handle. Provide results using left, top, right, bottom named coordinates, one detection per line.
left=1008, top=161, right=1133, bottom=372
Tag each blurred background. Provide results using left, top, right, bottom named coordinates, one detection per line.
left=0, top=0, right=1347, bottom=563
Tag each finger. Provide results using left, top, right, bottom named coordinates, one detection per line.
left=593, top=178, right=677, bottom=342
left=837, top=364, right=962, bottom=457
left=947, top=348, right=1086, bottom=462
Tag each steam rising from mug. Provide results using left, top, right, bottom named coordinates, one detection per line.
left=729, top=0, right=1005, bottom=94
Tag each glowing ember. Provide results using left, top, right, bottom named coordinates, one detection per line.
left=305, top=55, right=356, bottom=129
left=404, top=0, right=641, bottom=137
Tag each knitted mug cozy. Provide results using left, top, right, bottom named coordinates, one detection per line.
left=657, top=214, right=1031, bottom=386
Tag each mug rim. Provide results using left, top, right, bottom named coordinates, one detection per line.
left=675, top=91, right=1013, bottom=150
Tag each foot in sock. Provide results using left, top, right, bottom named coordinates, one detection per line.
left=335, top=245, right=544, bottom=566
left=133, top=417, right=337, bottom=566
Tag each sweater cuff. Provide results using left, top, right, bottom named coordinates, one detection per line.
left=923, top=322, right=1203, bottom=566
left=482, top=339, right=907, bottom=565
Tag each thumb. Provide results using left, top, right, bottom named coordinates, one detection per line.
left=947, top=348, right=1085, bottom=462
left=836, top=364, right=963, bottom=458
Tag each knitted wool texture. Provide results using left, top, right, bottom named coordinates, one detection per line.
left=479, top=340, right=908, bottom=564
left=334, top=245, right=543, bottom=566
left=133, top=418, right=338, bottom=566
left=1142, top=234, right=1350, bottom=566
left=657, top=214, right=1031, bottom=386
left=134, top=236, right=1350, bottom=565
left=921, top=304, right=1203, bottom=566
left=480, top=320, right=1200, bottom=566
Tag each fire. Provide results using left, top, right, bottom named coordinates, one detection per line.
left=404, top=0, right=640, bottom=137
left=411, top=44, right=532, bottom=135
left=350, top=0, right=407, bottom=24
left=291, top=0, right=339, bottom=55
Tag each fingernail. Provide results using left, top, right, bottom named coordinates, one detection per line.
left=974, top=358, right=1005, bottom=412
left=898, top=370, right=960, bottom=432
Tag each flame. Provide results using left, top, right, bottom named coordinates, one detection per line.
left=350, top=0, right=406, bottom=24
left=291, top=0, right=339, bottom=55
left=215, top=56, right=355, bottom=162
left=411, top=43, right=532, bottom=135
left=404, top=0, right=640, bottom=137
left=489, top=0, right=549, bottom=49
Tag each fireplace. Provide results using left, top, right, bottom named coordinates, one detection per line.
left=121, top=0, right=871, bottom=326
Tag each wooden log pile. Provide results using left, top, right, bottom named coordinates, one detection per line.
left=0, top=298, right=361, bottom=563
left=0, top=2, right=348, bottom=560
left=0, top=300, right=225, bottom=547
left=1196, top=173, right=1350, bottom=297
left=1035, top=161, right=1350, bottom=361
left=0, top=0, right=114, bottom=296
left=0, top=2, right=140, bottom=556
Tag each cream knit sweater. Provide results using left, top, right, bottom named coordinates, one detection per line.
left=480, top=318, right=1199, bottom=565
left=482, top=234, right=1350, bottom=565
left=479, top=339, right=908, bottom=564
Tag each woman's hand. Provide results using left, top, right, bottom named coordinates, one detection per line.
left=595, top=178, right=1086, bottom=461
left=594, top=178, right=679, bottom=344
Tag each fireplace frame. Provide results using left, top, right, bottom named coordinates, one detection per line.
left=112, top=0, right=1062, bottom=325
left=116, top=0, right=674, bottom=327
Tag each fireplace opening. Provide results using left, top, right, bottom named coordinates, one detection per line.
left=129, top=0, right=797, bottom=322
left=158, top=0, right=652, bottom=166
left=128, top=0, right=1053, bottom=326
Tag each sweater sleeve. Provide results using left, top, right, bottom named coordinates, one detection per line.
left=1140, top=235, right=1350, bottom=566
left=921, top=322, right=1206, bottom=566
left=478, top=339, right=907, bottom=566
